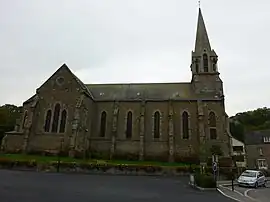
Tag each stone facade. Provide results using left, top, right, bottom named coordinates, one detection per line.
left=2, top=8, right=231, bottom=162
left=245, top=130, right=270, bottom=169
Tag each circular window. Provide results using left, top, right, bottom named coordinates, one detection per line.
left=56, top=77, right=65, bottom=86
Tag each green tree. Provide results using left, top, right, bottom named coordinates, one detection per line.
left=210, top=145, right=223, bottom=156
left=0, top=104, right=22, bottom=143
left=229, top=120, right=245, bottom=141
left=230, top=107, right=270, bottom=141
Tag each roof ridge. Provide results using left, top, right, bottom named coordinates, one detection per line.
left=86, top=82, right=191, bottom=86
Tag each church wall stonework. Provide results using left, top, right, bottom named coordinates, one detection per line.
left=2, top=8, right=232, bottom=162
left=117, top=102, right=141, bottom=140
left=173, top=101, right=199, bottom=158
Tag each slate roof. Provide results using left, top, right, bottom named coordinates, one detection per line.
left=86, top=82, right=195, bottom=101
left=24, top=94, right=37, bottom=105
left=24, top=81, right=223, bottom=104
left=245, top=130, right=270, bottom=145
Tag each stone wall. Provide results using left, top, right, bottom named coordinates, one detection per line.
left=1, top=134, right=24, bottom=152
left=246, top=144, right=270, bottom=169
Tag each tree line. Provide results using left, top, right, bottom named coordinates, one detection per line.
left=230, top=107, right=270, bottom=141
left=0, top=104, right=269, bottom=143
left=0, top=104, right=22, bottom=141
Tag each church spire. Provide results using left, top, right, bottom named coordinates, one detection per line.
left=194, top=8, right=211, bottom=53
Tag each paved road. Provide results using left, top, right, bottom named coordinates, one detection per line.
left=247, top=187, right=270, bottom=202
left=219, top=182, right=270, bottom=202
left=235, top=185, right=270, bottom=202
left=0, top=170, right=234, bottom=202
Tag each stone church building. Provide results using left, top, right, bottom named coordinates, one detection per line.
left=2, top=8, right=231, bottom=162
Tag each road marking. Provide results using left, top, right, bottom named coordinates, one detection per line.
left=219, top=185, right=244, bottom=196
left=217, top=188, right=242, bottom=202
left=244, top=189, right=258, bottom=201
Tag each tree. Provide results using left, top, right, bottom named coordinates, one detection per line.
left=210, top=145, right=223, bottom=156
left=0, top=104, right=22, bottom=143
left=230, top=107, right=270, bottom=141
left=229, top=120, right=245, bottom=142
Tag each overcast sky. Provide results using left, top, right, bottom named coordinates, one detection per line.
left=0, top=0, right=269, bottom=116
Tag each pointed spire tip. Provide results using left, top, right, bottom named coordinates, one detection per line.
left=194, top=6, right=211, bottom=53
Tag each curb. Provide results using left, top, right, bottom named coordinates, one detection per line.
left=188, top=182, right=217, bottom=191
left=218, top=183, right=239, bottom=187
left=218, top=185, right=259, bottom=202
left=244, top=189, right=258, bottom=202
left=0, top=167, right=189, bottom=177
left=219, top=185, right=244, bottom=197
left=217, top=188, right=242, bottom=202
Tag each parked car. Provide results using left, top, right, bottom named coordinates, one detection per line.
left=237, top=170, right=266, bottom=188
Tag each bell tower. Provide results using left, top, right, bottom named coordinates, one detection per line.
left=191, top=8, right=223, bottom=98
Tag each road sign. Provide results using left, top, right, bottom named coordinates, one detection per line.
left=212, top=162, right=217, bottom=172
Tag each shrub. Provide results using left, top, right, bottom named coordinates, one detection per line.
left=175, top=165, right=190, bottom=173
left=0, top=158, right=37, bottom=169
left=0, top=158, right=15, bottom=168
left=260, top=169, right=270, bottom=177
left=15, top=160, right=37, bottom=168
left=210, top=145, right=223, bottom=156
left=194, top=173, right=216, bottom=188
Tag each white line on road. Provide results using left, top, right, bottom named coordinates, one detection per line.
left=219, top=185, right=244, bottom=196
left=217, top=188, right=242, bottom=202
left=244, top=189, right=258, bottom=202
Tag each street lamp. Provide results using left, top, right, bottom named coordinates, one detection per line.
left=231, top=155, right=236, bottom=191
left=57, top=138, right=64, bottom=173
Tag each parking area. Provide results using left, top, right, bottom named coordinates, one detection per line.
left=220, top=182, right=270, bottom=202
left=236, top=183, right=270, bottom=202
left=0, top=170, right=234, bottom=202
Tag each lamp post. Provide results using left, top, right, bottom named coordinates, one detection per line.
left=231, top=156, right=236, bottom=191
left=188, top=145, right=192, bottom=172
left=57, top=138, right=64, bottom=173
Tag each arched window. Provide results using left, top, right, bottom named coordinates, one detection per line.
left=100, top=111, right=107, bottom=137
left=182, top=111, right=189, bottom=139
left=203, top=54, right=208, bottom=72
left=22, top=111, right=28, bottom=128
left=126, top=111, right=132, bottom=139
left=44, top=110, right=52, bottom=132
left=59, top=110, right=67, bottom=133
left=154, top=111, right=160, bottom=139
left=209, top=111, right=217, bottom=139
left=51, top=103, right=60, bottom=133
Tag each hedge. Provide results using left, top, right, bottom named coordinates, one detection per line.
left=0, top=157, right=250, bottom=179
left=194, top=173, right=216, bottom=188
left=0, top=158, right=196, bottom=174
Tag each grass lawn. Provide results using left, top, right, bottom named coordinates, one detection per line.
left=0, top=153, right=192, bottom=167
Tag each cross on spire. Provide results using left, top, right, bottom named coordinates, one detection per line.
left=198, top=1, right=201, bottom=8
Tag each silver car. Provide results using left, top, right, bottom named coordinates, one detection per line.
left=237, top=170, right=267, bottom=188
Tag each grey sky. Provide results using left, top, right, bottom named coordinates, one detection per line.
left=0, top=0, right=269, bottom=116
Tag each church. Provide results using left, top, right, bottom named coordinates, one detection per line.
left=2, top=8, right=232, bottom=162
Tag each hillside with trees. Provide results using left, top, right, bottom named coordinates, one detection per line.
left=230, top=107, right=270, bottom=142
